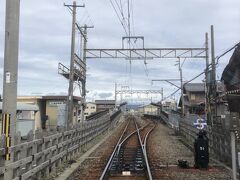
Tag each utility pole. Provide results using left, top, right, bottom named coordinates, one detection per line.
left=205, top=32, right=211, bottom=125
left=211, top=25, right=216, bottom=87
left=231, top=131, right=237, bottom=180
left=67, top=1, right=76, bottom=128
left=65, top=1, right=84, bottom=128
left=2, top=0, right=20, bottom=152
left=161, top=88, right=164, bottom=101
left=178, top=57, right=184, bottom=116
left=115, top=83, right=117, bottom=109
left=2, top=0, right=20, bottom=179
left=210, top=25, right=217, bottom=125
left=80, top=24, right=94, bottom=122
left=80, top=25, right=87, bottom=123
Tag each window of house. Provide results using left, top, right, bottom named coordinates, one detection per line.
left=191, top=94, right=196, bottom=100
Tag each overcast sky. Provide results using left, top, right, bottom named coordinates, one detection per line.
left=0, top=0, right=239, bottom=104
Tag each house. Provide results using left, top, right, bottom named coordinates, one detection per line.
left=179, top=82, right=224, bottom=115
left=137, top=104, right=158, bottom=115
left=150, top=102, right=162, bottom=115
left=179, top=83, right=205, bottom=115
left=0, top=102, right=39, bottom=136
left=221, top=44, right=240, bottom=113
left=162, top=100, right=177, bottom=111
left=95, top=100, right=115, bottom=112
left=84, top=102, right=97, bottom=117
left=221, top=44, right=240, bottom=129
left=17, top=96, right=81, bottom=130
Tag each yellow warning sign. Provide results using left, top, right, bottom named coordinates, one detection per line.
left=1, top=114, right=11, bottom=160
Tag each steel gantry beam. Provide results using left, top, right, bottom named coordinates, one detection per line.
left=116, top=90, right=163, bottom=94
left=85, top=48, right=207, bottom=59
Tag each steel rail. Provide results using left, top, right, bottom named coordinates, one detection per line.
left=100, top=118, right=146, bottom=179
left=100, top=118, right=153, bottom=180
left=142, top=123, right=156, bottom=180
left=99, top=120, right=130, bottom=180
left=135, top=121, right=155, bottom=180
left=116, top=121, right=148, bottom=155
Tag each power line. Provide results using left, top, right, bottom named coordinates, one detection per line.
left=162, top=42, right=240, bottom=102
left=130, top=0, right=135, bottom=36
left=114, top=0, right=125, bottom=22
left=127, top=0, right=131, bottom=38
left=119, top=0, right=124, bottom=16
left=110, top=0, right=128, bottom=36
left=162, top=88, right=180, bottom=101
left=216, top=42, right=240, bottom=64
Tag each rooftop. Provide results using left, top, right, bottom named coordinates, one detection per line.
left=0, top=102, right=39, bottom=111
left=18, top=95, right=82, bottom=101
left=95, top=100, right=115, bottom=105
left=184, top=83, right=205, bottom=92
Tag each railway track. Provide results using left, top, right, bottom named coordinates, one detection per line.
left=73, top=116, right=232, bottom=179
left=100, top=115, right=156, bottom=180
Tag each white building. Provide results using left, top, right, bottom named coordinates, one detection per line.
left=84, top=102, right=97, bottom=117
left=137, top=104, right=159, bottom=115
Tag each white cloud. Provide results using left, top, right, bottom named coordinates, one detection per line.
left=0, top=0, right=239, bottom=103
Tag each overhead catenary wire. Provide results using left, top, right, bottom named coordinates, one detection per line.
left=110, top=0, right=128, bottom=36
left=162, top=88, right=180, bottom=102
left=79, top=8, right=94, bottom=27
left=162, top=42, right=240, bottom=101
left=114, top=0, right=126, bottom=24
left=110, top=0, right=150, bottom=93
left=127, top=0, right=131, bottom=38
left=130, top=0, right=135, bottom=37
left=119, top=0, right=124, bottom=15
left=216, top=42, right=240, bottom=64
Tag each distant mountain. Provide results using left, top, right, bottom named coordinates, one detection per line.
left=126, top=104, right=141, bottom=110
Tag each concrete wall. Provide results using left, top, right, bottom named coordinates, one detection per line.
left=46, top=100, right=79, bottom=129
left=163, top=111, right=240, bottom=168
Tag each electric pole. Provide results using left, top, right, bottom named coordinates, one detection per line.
left=211, top=25, right=216, bottom=87
left=115, top=83, right=117, bottom=109
left=65, top=1, right=84, bottom=128
left=2, top=0, right=20, bottom=151
left=178, top=57, right=184, bottom=116
left=80, top=24, right=93, bottom=122
left=2, top=0, right=20, bottom=179
left=205, top=32, right=210, bottom=125
left=210, top=25, right=217, bottom=122
left=161, top=88, right=164, bottom=101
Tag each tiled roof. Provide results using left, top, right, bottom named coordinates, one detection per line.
left=184, top=83, right=205, bottom=92
left=95, top=100, right=115, bottom=105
